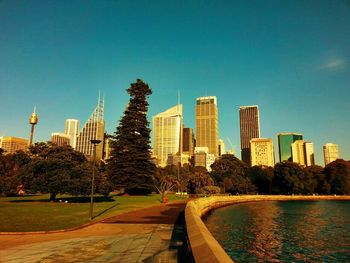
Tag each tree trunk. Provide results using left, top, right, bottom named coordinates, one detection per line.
left=49, top=193, right=57, bottom=202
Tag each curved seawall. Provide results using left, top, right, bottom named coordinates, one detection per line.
left=185, top=195, right=350, bottom=263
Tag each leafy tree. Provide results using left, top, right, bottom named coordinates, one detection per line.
left=178, top=164, right=192, bottom=194
left=210, top=154, right=254, bottom=194
left=28, top=142, right=53, bottom=158
left=273, top=161, right=305, bottom=194
left=154, top=166, right=178, bottom=202
left=246, top=165, right=274, bottom=194
left=188, top=166, right=213, bottom=194
left=202, top=185, right=221, bottom=194
left=324, top=159, right=350, bottom=194
left=108, top=79, right=156, bottom=194
left=0, top=151, right=31, bottom=196
left=303, top=165, right=324, bottom=194
left=21, top=144, right=91, bottom=201
left=95, top=162, right=113, bottom=197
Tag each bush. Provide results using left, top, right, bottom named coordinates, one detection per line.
left=202, top=186, right=221, bottom=194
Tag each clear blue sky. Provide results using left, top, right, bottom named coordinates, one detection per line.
left=1, top=0, right=349, bottom=165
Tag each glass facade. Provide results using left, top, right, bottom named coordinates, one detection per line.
left=278, top=133, right=303, bottom=162
left=152, top=104, right=182, bottom=167
left=76, top=98, right=105, bottom=160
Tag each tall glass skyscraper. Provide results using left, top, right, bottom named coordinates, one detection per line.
left=239, top=105, right=260, bottom=166
left=195, top=96, right=219, bottom=157
left=64, top=119, right=79, bottom=149
left=76, top=96, right=105, bottom=160
left=277, top=133, right=303, bottom=162
left=152, top=104, right=183, bottom=167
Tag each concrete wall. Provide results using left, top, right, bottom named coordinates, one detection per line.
left=185, top=195, right=350, bottom=263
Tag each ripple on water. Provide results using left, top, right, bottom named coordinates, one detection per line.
left=204, top=200, right=350, bottom=263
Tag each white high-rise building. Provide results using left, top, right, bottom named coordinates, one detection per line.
left=304, top=141, right=315, bottom=166
left=152, top=104, right=183, bottom=167
left=65, top=119, right=80, bottom=149
left=291, top=140, right=315, bottom=167
left=323, top=143, right=339, bottom=166
left=250, top=138, right=275, bottom=167
left=292, top=140, right=306, bottom=166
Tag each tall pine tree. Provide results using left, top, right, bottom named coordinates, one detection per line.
left=108, top=79, right=155, bottom=194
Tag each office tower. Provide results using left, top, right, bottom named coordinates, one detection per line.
left=239, top=105, right=260, bottom=166
left=102, top=133, right=112, bottom=161
left=323, top=143, right=339, bottom=165
left=65, top=119, right=79, bottom=149
left=218, top=139, right=226, bottom=156
left=291, top=140, right=306, bottom=166
left=195, top=96, right=219, bottom=157
left=304, top=141, right=315, bottom=166
left=0, top=137, right=28, bottom=154
left=194, top=147, right=215, bottom=172
left=51, top=133, right=70, bottom=146
left=277, top=133, right=303, bottom=162
left=76, top=96, right=105, bottom=160
left=250, top=138, right=275, bottom=167
left=152, top=104, right=183, bottom=167
left=182, top=127, right=194, bottom=158
left=28, top=107, right=38, bottom=146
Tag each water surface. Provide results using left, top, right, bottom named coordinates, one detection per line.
left=204, top=200, right=350, bottom=262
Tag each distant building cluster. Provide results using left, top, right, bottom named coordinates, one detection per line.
left=0, top=94, right=342, bottom=167
left=150, top=97, right=341, bottom=168
left=0, top=95, right=111, bottom=161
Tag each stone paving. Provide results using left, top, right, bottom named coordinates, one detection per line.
left=0, top=201, right=187, bottom=263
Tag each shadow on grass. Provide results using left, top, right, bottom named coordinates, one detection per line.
left=93, top=203, right=120, bottom=219
left=10, top=196, right=115, bottom=203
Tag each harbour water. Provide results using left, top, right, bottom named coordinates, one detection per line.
left=204, top=200, right=350, bottom=262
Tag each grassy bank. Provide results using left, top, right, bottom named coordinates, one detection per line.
left=0, top=194, right=184, bottom=232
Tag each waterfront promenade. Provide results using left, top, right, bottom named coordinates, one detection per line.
left=0, top=200, right=188, bottom=263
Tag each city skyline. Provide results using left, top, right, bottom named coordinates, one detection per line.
left=0, top=0, right=349, bottom=164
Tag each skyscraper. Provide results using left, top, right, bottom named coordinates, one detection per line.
left=291, top=140, right=306, bottom=166
left=182, top=127, right=194, bottom=158
left=250, top=138, right=275, bottom=167
left=323, top=143, right=339, bottom=165
left=65, top=119, right=79, bottom=149
left=195, top=96, right=219, bottom=157
left=239, top=105, right=260, bottom=165
left=76, top=96, right=105, bottom=160
left=152, top=104, right=183, bottom=167
left=277, top=133, right=303, bottom=162
left=304, top=141, right=315, bottom=166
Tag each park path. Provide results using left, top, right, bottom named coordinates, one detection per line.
left=0, top=200, right=188, bottom=263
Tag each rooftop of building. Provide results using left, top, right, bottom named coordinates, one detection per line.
left=239, top=105, right=259, bottom=109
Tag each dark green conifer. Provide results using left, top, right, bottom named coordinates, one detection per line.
left=108, top=79, right=155, bottom=194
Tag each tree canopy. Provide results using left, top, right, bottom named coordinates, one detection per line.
left=21, top=144, right=91, bottom=201
left=108, top=79, right=156, bottom=194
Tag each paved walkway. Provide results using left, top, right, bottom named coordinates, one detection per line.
left=0, top=200, right=188, bottom=263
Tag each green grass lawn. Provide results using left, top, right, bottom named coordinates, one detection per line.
left=0, top=193, right=184, bottom=232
